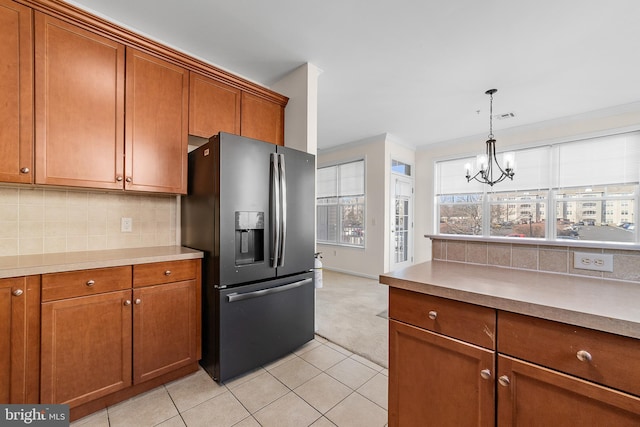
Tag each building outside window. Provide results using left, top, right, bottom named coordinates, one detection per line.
left=317, top=160, right=365, bottom=247
left=435, top=131, right=640, bottom=244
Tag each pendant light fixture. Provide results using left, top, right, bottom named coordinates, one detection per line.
left=465, top=89, right=515, bottom=186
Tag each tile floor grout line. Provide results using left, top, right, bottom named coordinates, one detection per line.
left=162, top=383, right=187, bottom=427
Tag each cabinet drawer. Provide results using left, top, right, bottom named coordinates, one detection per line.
left=133, top=259, right=197, bottom=288
left=42, top=266, right=131, bottom=302
left=389, top=288, right=496, bottom=349
left=498, top=311, right=640, bottom=396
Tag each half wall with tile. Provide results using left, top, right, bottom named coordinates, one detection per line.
left=431, top=238, right=640, bottom=283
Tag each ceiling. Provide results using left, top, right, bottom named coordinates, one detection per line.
left=67, top=0, right=640, bottom=151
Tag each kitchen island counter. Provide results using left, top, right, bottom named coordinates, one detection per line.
left=380, top=260, right=640, bottom=339
left=0, top=246, right=203, bottom=279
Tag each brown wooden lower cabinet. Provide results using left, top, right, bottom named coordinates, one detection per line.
left=497, top=354, right=640, bottom=426
left=40, top=290, right=132, bottom=407
left=388, top=319, right=495, bottom=427
left=0, top=276, right=40, bottom=403
left=133, top=279, right=198, bottom=383
left=38, top=259, right=202, bottom=419
left=388, top=288, right=640, bottom=426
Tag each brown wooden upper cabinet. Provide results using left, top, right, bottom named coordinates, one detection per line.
left=0, top=0, right=33, bottom=184
left=189, top=72, right=241, bottom=139
left=189, top=72, right=285, bottom=146
left=34, top=12, right=126, bottom=190
left=241, top=92, right=285, bottom=146
left=34, top=13, right=188, bottom=194
left=125, top=48, right=188, bottom=194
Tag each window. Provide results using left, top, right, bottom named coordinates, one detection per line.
left=435, top=131, right=640, bottom=244
left=392, top=159, right=412, bottom=176
left=317, top=160, right=365, bottom=247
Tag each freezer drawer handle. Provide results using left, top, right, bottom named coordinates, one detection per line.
left=227, top=278, right=312, bottom=303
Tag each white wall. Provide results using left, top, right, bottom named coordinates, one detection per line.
left=316, top=134, right=416, bottom=278
left=272, top=63, right=322, bottom=155
left=317, top=135, right=387, bottom=279
left=414, top=102, right=640, bottom=264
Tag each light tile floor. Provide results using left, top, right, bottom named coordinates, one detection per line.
left=71, top=336, right=388, bottom=427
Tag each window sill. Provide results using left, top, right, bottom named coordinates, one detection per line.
left=317, top=242, right=365, bottom=249
left=426, top=234, right=640, bottom=251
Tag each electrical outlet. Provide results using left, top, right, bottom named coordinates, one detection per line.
left=573, top=252, right=613, bottom=272
left=121, top=217, right=133, bottom=233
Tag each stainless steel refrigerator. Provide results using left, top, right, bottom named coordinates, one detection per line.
left=181, top=132, right=316, bottom=382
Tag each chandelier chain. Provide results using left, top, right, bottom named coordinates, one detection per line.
left=488, top=91, right=494, bottom=139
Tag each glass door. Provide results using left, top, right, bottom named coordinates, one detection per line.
left=391, top=173, right=413, bottom=271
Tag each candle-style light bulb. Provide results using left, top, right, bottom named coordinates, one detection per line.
left=477, top=155, right=488, bottom=171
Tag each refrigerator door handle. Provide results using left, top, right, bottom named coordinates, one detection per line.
left=278, top=153, right=287, bottom=267
left=271, top=153, right=280, bottom=268
left=226, top=278, right=312, bottom=302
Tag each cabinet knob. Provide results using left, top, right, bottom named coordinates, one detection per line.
left=116, top=176, right=123, bottom=182
left=428, top=310, right=437, bottom=320
left=498, top=375, right=510, bottom=387
left=576, top=350, right=592, bottom=362
left=86, top=280, right=95, bottom=287
left=125, top=177, right=132, bottom=183
left=12, top=289, right=24, bottom=297
left=134, top=298, right=141, bottom=305
left=164, top=270, right=171, bottom=276
left=20, top=167, right=30, bottom=174
left=480, top=369, right=492, bottom=380
left=124, top=300, right=132, bottom=306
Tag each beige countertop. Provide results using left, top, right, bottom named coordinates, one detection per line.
left=380, top=260, right=640, bottom=340
left=0, top=246, right=203, bottom=279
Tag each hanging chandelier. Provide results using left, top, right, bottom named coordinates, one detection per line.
left=465, top=89, right=515, bottom=186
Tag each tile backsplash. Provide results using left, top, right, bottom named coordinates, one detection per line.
left=0, top=186, right=177, bottom=256
left=431, top=238, right=640, bottom=283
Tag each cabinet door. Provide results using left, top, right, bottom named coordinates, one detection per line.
left=389, top=319, right=495, bottom=427
left=125, top=48, right=188, bottom=194
left=189, top=72, right=241, bottom=138
left=132, top=280, right=197, bottom=383
left=0, top=0, right=33, bottom=184
left=0, top=276, right=40, bottom=404
left=240, top=92, right=284, bottom=146
left=40, top=290, right=132, bottom=407
left=497, top=355, right=640, bottom=426
left=34, top=12, right=125, bottom=190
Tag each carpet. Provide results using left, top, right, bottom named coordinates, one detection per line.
left=315, top=270, right=389, bottom=368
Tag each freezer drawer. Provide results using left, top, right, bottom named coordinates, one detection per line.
left=213, top=272, right=314, bottom=382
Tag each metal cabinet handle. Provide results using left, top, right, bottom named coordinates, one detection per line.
left=480, top=369, right=492, bottom=380
left=576, top=350, right=592, bottom=362
left=116, top=176, right=123, bottom=182
left=124, top=300, right=132, bottom=306
left=428, top=310, right=437, bottom=320
left=164, top=270, right=171, bottom=276
left=20, top=167, right=30, bottom=174
left=134, top=298, right=141, bottom=305
left=86, top=280, right=95, bottom=287
left=498, top=375, right=510, bottom=387
left=12, top=289, right=24, bottom=297
left=125, top=177, right=132, bottom=183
